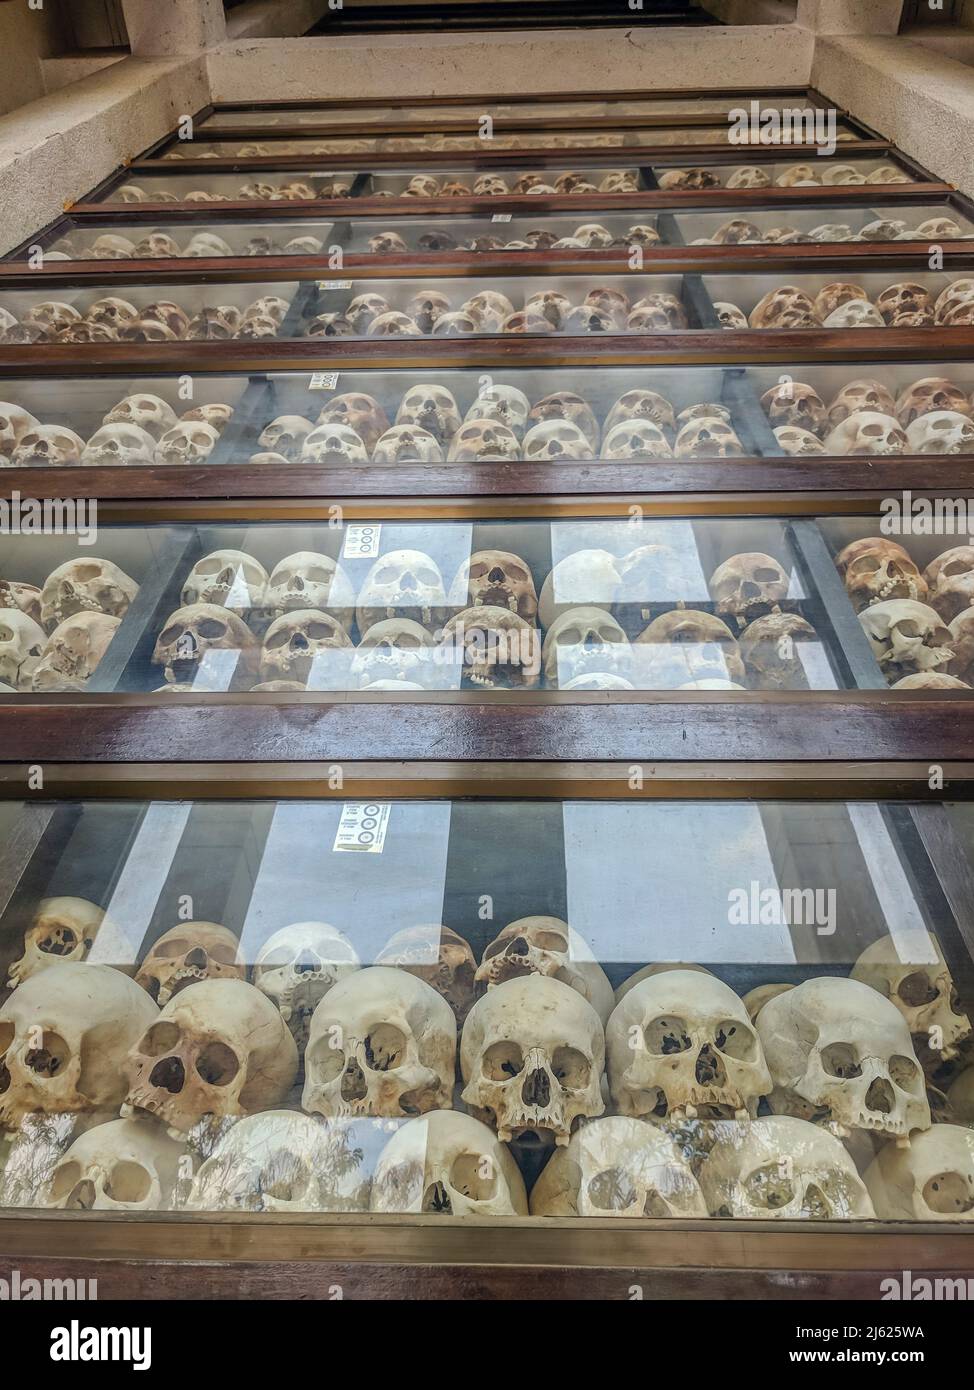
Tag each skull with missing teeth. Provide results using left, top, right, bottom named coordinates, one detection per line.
left=461, top=975, right=605, bottom=1145
left=851, top=931, right=971, bottom=1062
left=302, top=966, right=456, bottom=1120
left=7, top=897, right=106, bottom=989
left=607, top=971, right=771, bottom=1123
left=135, top=922, right=245, bottom=1006
left=356, top=550, right=447, bottom=633
left=448, top=550, right=538, bottom=622
left=253, top=922, right=360, bottom=1047
left=40, top=558, right=138, bottom=631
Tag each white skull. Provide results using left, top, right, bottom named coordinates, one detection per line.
left=607, top=971, right=771, bottom=1122
left=350, top=617, right=436, bottom=688
left=757, top=976, right=930, bottom=1140
left=602, top=419, right=671, bottom=459
left=367, top=311, right=422, bottom=338
left=822, top=300, right=885, bottom=328
left=538, top=549, right=621, bottom=628
left=603, top=388, right=675, bottom=436
left=262, top=552, right=355, bottom=630
left=135, top=922, right=245, bottom=1006
left=187, top=1112, right=370, bottom=1212
left=714, top=301, right=748, bottom=328
left=12, top=425, right=87, bottom=467
left=674, top=417, right=744, bottom=459
left=0, top=402, right=40, bottom=454
left=460, top=292, right=515, bottom=332
left=775, top=425, right=826, bottom=455
left=80, top=423, right=156, bottom=466
left=32, top=612, right=120, bottom=691
left=542, top=606, right=631, bottom=688
left=85, top=297, right=139, bottom=331
left=636, top=609, right=746, bottom=688
left=0, top=962, right=158, bottom=1128
left=44, top=1117, right=188, bottom=1210
left=302, top=966, right=456, bottom=1119
left=726, top=166, right=771, bottom=189
left=103, top=394, right=178, bottom=439
left=7, top=897, right=106, bottom=989
left=40, top=557, right=137, bottom=631
left=859, top=599, right=953, bottom=677
left=522, top=419, right=594, bottom=461
left=395, top=384, right=462, bottom=444
left=761, top=381, right=828, bottom=435
left=460, top=974, right=605, bottom=1145
left=475, top=916, right=614, bottom=1023
left=253, top=922, right=360, bottom=1047
left=372, top=425, right=444, bottom=463
left=260, top=608, right=353, bottom=686
left=123, top=979, right=298, bottom=1135
left=356, top=549, right=447, bottom=633
left=0, top=608, right=46, bottom=688
left=851, top=931, right=971, bottom=1061
left=181, top=549, right=268, bottom=619
left=135, top=232, right=181, bottom=259
left=906, top=410, right=974, bottom=455
left=531, top=1116, right=707, bottom=1217
left=155, top=422, right=221, bottom=465
left=370, top=1111, right=528, bottom=1215
left=301, top=423, right=370, bottom=465
left=708, top=552, right=791, bottom=626
left=447, top=419, right=520, bottom=462
left=258, top=415, right=313, bottom=462
left=865, top=1124, right=974, bottom=1219
left=462, top=384, right=531, bottom=438
left=90, top=234, right=136, bottom=259
left=699, top=1115, right=875, bottom=1219
left=374, top=924, right=478, bottom=1026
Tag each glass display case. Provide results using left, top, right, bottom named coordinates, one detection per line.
left=0, top=790, right=973, bottom=1251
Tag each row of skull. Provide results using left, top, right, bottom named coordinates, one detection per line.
left=0, top=395, right=233, bottom=470
left=691, top=215, right=969, bottom=247
left=161, top=130, right=634, bottom=155
left=763, top=374, right=974, bottom=458
left=725, top=277, right=974, bottom=332
left=0, top=295, right=289, bottom=347
left=660, top=161, right=909, bottom=190
left=51, top=231, right=325, bottom=262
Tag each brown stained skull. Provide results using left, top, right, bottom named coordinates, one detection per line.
left=674, top=417, right=743, bottom=459
left=760, top=382, right=828, bottom=437
left=528, top=391, right=600, bottom=450
left=826, top=379, right=897, bottom=427
left=738, top=611, right=819, bottom=690
left=750, top=286, right=820, bottom=329
left=440, top=605, right=541, bottom=689
left=446, top=420, right=520, bottom=462
left=344, top=293, right=391, bottom=334
left=376, top=925, right=479, bottom=1025
left=876, top=282, right=934, bottom=324
left=603, top=389, right=675, bottom=437
left=449, top=550, right=538, bottom=623
left=136, top=923, right=245, bottom=1005
left=895, top=377, right=973, bottom=428
left=924, top=547, right=974, bottom=623
left=709, top=553, right=792, bottom=627
left=844, top=548, right=927, bottom=612
left=316, top=394, right=390, bottom=453
left=152, top=603, right=259, bottom=686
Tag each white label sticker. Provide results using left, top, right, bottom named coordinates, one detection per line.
left=309, top=371, right=339, bottom=390
left=342, top=523, right=382, bottom=559
left=491, top=213, right=512, bottom=223
left=333, top=803, right=391, bottom=853
left=317, top=280, right=353, bottom=290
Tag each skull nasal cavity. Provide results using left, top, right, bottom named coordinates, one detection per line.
left=522, top=1066, right=550, bottom=1108
left=341, top=1058, right=368, bottom=1101
left=488, top=568, right=505, bottom=583
left=695, top=1044, right=726, bottom=1087
left=865, top=1077, right=895, bottom=1114
left=149, top=1055, right=185, bottom=1093
left=185, top=947, right=208, bottom=968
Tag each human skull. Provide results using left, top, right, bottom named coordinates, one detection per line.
left=7, top=897, right=106, bottom=989
left=635, top=609, right=745, bottom=688
left=738, top=610, right=818, bottom=689
left=440, top=605, right=541, bottom=688
left=81, top=423, right=156, bottom=466
left=895, top=377, right=972, bottom=427
left=447, top=419, right=520, bottom=462
left=530, top=1115, right=707, bottom=1217
left=0, top=609, right=46, bottom=688
left=726, top=166, right=770, bottom=189
left=749, top=286, right=819, bottom=329
left=344, top=293, right=391, bottom=334
left=851, top=931, right=971, bottom=1061
left=459, top=291, right=514, bottom=332
left=460, top=975, right=605, bottom=1145
left=0, top=402, right=39, bottom=454
left=462, top=384, right=531, bottom=437
left=757, top=976, right=930, bottom=1140
left=708, top=553, right=792, bottom=626
left=607, top=970, right=771, bottom=1122
left=0, top=581, right=40, bottom=624
left=372, top=425, right=444, bottom=463
left=603, top=389, right=675, bottom=437
left=822, top=300, right=885, bottom=328
left=404, top=290, right=451, bottom=334
left=674, top=417, right=743, bottom=459
left=258, top=415, right=313, bottom=462
left=448, top=550, right=538, bottom=622
left=368, top=311, right=423, bottom=338
left=627, top=294, right=689, bottom=332
left=542, top=606, right=631, bottom=688
left=40, top=557, right=136, bottom=637
left=184, top=233, right=234, bottom=258
left=31, top=610, right=120, bottom=692
left=522, top=419, right=593, bottom=461
left=135, top=922, right=245, bottom=1006
left=22, top=302, right=82, bottom=337
left=877, top=281, right=933, bottom=323
left=103, top=394, right=178, bottom=439
left=907, top=411, right=974, bottom=456
left=152, top=602, right=259, bottom=686
left=524, top=290, right=572, bottom=330
left=90, top=235, right=136, bottom=260
left=134, top=232, right=180, bottom=259
left=253, top=922, right=360, bottom=1047
left=924, top=545, right=974, bottom=622
left=699, top=1116, right=875, bottom=1219
left=761, top=381, right=828, bottom=436
left=395, top=384, right=462, bottom=444
left=371, top=1111, right=527, bottom=1216
left=368, top=231, right=407, bottom=254
left=528, top=391, right=599, bottom=450
left=303, top=966, right=455, bottom=1119
left=501, top=309, right=556, bottom=335
left=124, top=979, right=297, bottom=1135
left=356, top=550, right=447, bottom=633
left=859, top=599, right=953, bottom=678
left=261, top=552, right=354, bottom=630
left=538, top=549, right=621, bottom=628
left=475, top=917, right=614, bottom=1023
left=350, top=617, right=435, bottom=687
left=11, top=425, right=86, bottom=467
left=714, top=302, right=748, bottom=328
left=44, top=1117, right=188, bottom=1211
left=775, top=425, right=826, bottom=455
left=825, top=379, right=896, bottom=427
left=301, top=422, right=370, bottom=466
left=865, top=1124, right=974, bottom=1220
left=260, top=608, right=353, bottom=685
left=375, top=925, right=478, bottom=1025
left=0, top=962, right=158, bottom=1128
left=316, top=393, right=390, bottom=452
left=843, top=546, right=926, bottom=612
left=155, top=422, right=221, bottom=465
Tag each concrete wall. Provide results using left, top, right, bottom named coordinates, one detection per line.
left=0, top=1, right=68, bottom=117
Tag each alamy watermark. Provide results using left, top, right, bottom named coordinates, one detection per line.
left=728, top=101, right=838, bottom=158
left=0, top=493, right=97, bottom=545
left=728, top=880, right=836, bottom=935
left=880, top=491, right=974, bottom=538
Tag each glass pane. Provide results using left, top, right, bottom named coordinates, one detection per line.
left=0, top=797, right=964, bottom=1221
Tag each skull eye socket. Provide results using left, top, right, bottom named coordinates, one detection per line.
left=262, top=1149, right=310, bottom=1203
left=754, top=567, right=784, bottom=584
left=307, top=621, right=338, bottom=641
left=364, top=1023, right=407, bottom=1072
left=922, top=1171, right=974, bottom=1215
left=158, top=624, right=185, bottom=646
left=195, top=559, right=223, bottom=576
left=73, top=564, right=103, bottom=582
left=889, top=1053, right=922, bottom=1092
left=587, top=1166, right=637, bottom=1212
left=468, top=562, right=490, bottom=579
left=154, top=936, right=191, bottom=959
left=449, top=1151, right=498, bottom=1203
left=195, top=1041, right=239, bottom=1087
left=105, top=1160, right=152, bottom=1204
left=533, top=931, right=568, bottom=953
left=744, top=1161, right=796, bottom=1210
left=943, top=559, right=974, bottom=577
left=209, top=943, right=239, bottom=966
left=713, top=1019, right=757, bottom=1062
left=644, top=1015, right=692, bottom=1055
left=483, top=1040, right=524, bottom=1080
left=196, top=619, right=228, bottom=641
left=49, top=1160, right=83, bottom=1202
left=417, top=568, right=439, bottom=587
left=821, top=1042, right=861, bottom=1078
left=26, top=1030, right=70, bottom=1078
left=266, top=628, right=292, bottom=649
left=552, top=1045, right=590, bottom=1089
left=896, top=971, right=939, bottom=1007
left=139, top=1021, right=181, bottom=1056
